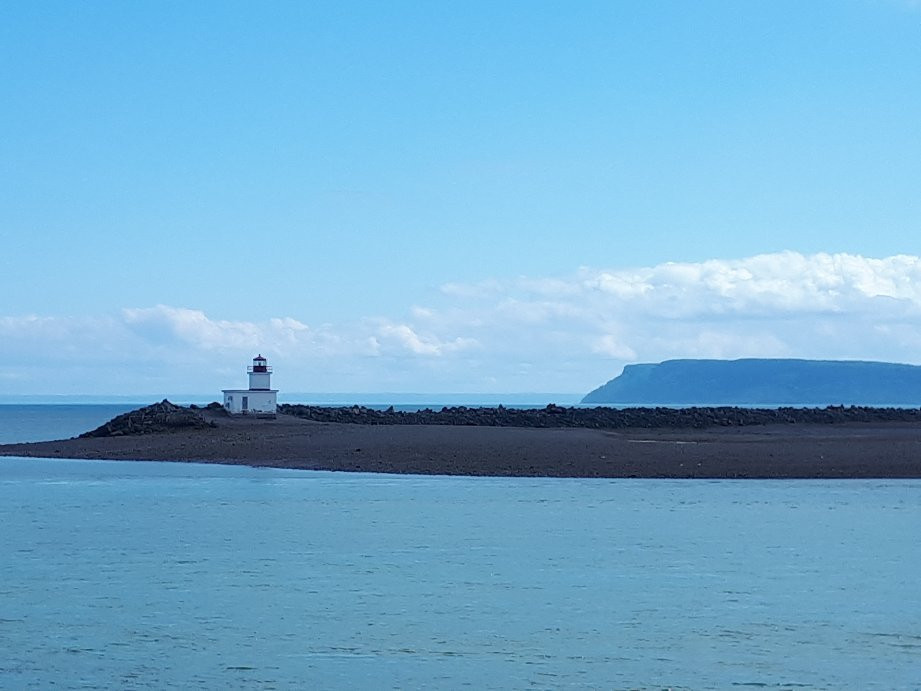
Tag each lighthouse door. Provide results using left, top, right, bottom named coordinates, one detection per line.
left=242, top=396, right=249, bottom=411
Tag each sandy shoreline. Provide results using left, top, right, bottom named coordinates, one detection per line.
left=2, top=411, right=921, bottom=478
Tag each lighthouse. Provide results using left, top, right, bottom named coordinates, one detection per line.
left=222, top=354, right=278, bottom=417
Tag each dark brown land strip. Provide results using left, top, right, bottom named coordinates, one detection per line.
left=2, top=402, right=920, bottom=478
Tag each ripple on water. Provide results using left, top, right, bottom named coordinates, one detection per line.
left=1, top=460, right=920, bottom=688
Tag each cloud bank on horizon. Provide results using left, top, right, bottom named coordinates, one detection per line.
left=4, top=251, right=921, bottom=395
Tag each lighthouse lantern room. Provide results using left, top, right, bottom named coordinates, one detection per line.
left=222, top=354, right=278, bottom=417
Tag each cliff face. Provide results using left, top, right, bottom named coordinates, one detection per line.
left=582, top=359, right=921, bottom=405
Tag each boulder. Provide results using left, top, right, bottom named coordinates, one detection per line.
left=80, top=400, right=213, bottom=438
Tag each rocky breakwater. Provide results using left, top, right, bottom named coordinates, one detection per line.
left=278, top=403, right=921, bottom=429
left=80, top=400, right=214, bottom=438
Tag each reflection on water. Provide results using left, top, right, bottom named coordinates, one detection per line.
left=1, top=457, right=919, bottom=689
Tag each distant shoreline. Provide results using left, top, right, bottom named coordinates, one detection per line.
left=2, top=403, right=921, bottom=479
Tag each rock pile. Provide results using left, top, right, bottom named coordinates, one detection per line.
left=80, top=400, right=213, bottom=438
left=278, top=403, right=921, bottom=430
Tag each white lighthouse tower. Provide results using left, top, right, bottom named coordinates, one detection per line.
left=222, top=354, right=278, bottom=417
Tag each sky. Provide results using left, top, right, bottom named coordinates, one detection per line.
left=2, top=0, right=921, bottom=396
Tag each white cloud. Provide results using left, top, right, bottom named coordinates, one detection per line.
left=439, top=278, right=503, bottom=299
left=590, top=335, right=637, bottom=360
left=123, top=306, right=268, bottom=351
left=376, top=322, right=478, bottom=356
left=410, top=306, right=435, bottom=320
left=575, top=252, right=921, bottom=318
left=122, top=305, right=324, bottom=352
left=4, top=252, right=921, bottom=394
left=411, top=252, right=921, bottom=385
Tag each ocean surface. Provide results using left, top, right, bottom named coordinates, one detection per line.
left=0, top=405, right=145, bottom=444
left=1, top=406, right=920, bottom=688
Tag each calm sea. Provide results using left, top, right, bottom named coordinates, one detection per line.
left=1, top=407, right=920, bottom=688
left=0, top=404, right=146, bottom=444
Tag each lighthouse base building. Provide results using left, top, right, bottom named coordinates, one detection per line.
left=223, top=354, right=278, bottom=417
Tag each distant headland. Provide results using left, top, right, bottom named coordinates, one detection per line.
left=583, top=358, right=921, bottom=405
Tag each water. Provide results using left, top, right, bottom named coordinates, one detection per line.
left=1, top=456, right=919, bottom=689
left=0, top=405, right=144, bottom=444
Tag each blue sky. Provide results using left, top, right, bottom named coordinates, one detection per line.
left=3, top=1, right=921, bottom=395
